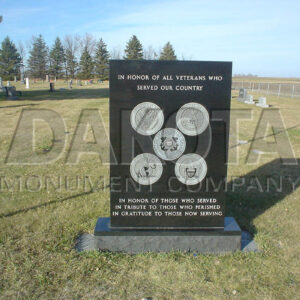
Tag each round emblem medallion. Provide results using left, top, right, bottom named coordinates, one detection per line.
left=130, top=153, right=163, bottom=185
left=153, top=128, right=186, bottom=161
left=175, top=154, right=207, bottom=185
left=130, top=102, right=164, bottom=136
left=176, top=102, right=209, bottom=136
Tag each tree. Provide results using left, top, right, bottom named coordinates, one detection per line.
left=124, top=35, right=143, bottom=60
left=64, top=35, right=80, bottom=78
left=143, top=45, right=157, bottom=60
left=27, top=35, right=48, bottom=79
left=94, top=38, right=109, bottom=80
left=79, top=45, right=94, bottom=79
left=49, top=37, right=65, bottom=78
left=159, top=42, right=177, bottom=60
left=0, top=36, right=21, bottom=80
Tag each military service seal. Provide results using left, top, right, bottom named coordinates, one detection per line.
left=130, top=153, right=163, bottom=185
left=153, top=128, right=186, bottom=161
left=176, top=102, right=209, bottom=136
left=130, top=102, right=164, bottom=136
left=175, top=154, right=207, bottom=185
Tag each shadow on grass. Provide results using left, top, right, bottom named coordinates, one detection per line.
left=0, top=103, right=40, bottom=109
left=0, top=88, right=109, bottom=101
left=0, top=186, right=109, bottom=219
left=226, top=158, right=300, bottom=234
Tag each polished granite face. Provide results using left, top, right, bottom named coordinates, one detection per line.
left=109, top=60, right=232, bottom=229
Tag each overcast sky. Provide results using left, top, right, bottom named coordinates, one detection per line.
left=1, top=0, right=299, bottom=77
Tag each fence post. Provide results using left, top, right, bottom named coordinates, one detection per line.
left=278, top=84, right=281, bottom=97
left=292, top=84, right=295, bottom=98
left=267, top=83, right=270, bottom=95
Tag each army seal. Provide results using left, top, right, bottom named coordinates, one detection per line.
left=153, top=128, right=186, bottom=161
left=175, top=154, right=207, bottom=185
left=130, top=102, right=164, bottom=136
left=130, top=153, right=163, bottom=185
left=176, top=102, right=209, bottom=136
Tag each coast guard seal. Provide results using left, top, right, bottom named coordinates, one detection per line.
left=130, top=102, right=164, bottom=136
left=176, top=102, right=209, bottom=136
left=130, top=153, right=163, bottom=185
left=175, top=154, right=207, bottom=185
left=153, top=128, right=186, bottom=161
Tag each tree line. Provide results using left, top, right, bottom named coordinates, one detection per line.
left=0, top=34, right=177, bottom=81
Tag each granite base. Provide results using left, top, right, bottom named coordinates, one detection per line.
left=78, top=217, right=244, bottom=254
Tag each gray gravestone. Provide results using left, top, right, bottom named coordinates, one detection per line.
left=237, top=88, right=247, bottom=102
left=4, top=86, right=20, bottom=100
left=244, top=94, right=254, bottom=104
left=46, top=75, right=49, bottom=82
left=49, top=83, right=55, bottom=92
left=14, top=76, right=17, bottom=82
left=77, top=80, right=81, bottom=86
left=256, top=97, right=269, bottom=107
left=20, top=71, right=25, bottom=84
left=7, top=81, right=10, bottom=87
left=89, top=60, right=243, bottom=253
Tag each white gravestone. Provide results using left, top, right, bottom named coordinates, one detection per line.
left=256, top=97, right=269, bottom=108
left=245, top=94, right=255, bottom=104
left=7, top=81, right=10, bottom=87
left=26, top=78, right=30, bottom=89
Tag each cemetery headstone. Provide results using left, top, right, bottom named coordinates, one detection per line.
left=0, top=77, right=2, bottom=88
left=68, top=80, right=73, bottom=89
left=46, top=75, right=49, bottom=82
left=237, top=88, right=247, bottom=102
left=4, top=86, right=21, bottom=100
left=77, top=80, right=81, bottom=86
left=85, top=80, right=88, bottom=86
left=20, top=69, right=24, bottom=84
left=7, top=81, right=10, bottom=87
left=25, top=78, right=30, bottom=89
left=244, top=94, right=254, bottom=104
left=49, top=83, right=55, bottom=92
left=14, top=76, right=17, bottom=82
left=256, top=97, right=269, bottom=108
left=93, top=60, right=242, bottom=253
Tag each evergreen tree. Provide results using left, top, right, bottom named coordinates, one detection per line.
left=124, top=35, right=143, bottom=60
left=159, top=42, right=177, bottom=60
left=0, top=36, right=21, bottom=80
left=94, top=38, right=109, bottom=80
left=49, top=37, right=65, bottom=78
left=79, top=46, right=94, bottom=79
left=27, top=35, right=48, bottom=79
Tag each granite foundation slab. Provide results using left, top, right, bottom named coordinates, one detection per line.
left=75, top=217, right=244, bottom=254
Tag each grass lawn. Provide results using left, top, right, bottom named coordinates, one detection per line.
left=0, top=80, right=299, bottom=299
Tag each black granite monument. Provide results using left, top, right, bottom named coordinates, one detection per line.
left=94, top=60, right=242, bottom=253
